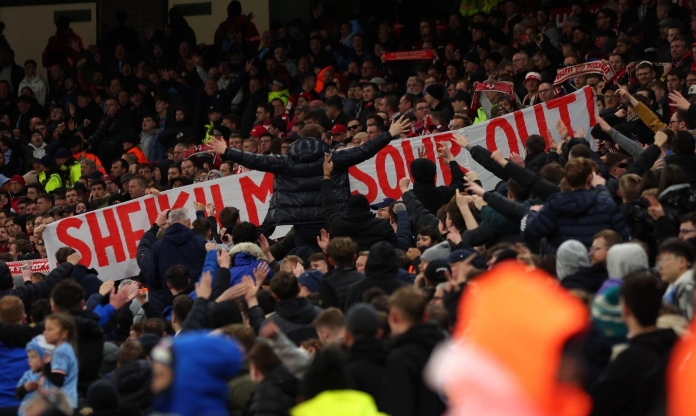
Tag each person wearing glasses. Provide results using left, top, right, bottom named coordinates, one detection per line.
left=345, top=117, right=362, bottom=139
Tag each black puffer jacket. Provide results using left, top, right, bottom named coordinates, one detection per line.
left=318, top=265, right=365, bottom=311
left=222, top=131, right=395, bottom=225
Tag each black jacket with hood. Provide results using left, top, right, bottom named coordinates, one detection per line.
left=346, top=338, right=387, bottom=408
left=319, top=265, right=365, bottom=311
left=344, top=242, right=405, bottom=309
left=590, top=328, right=678, bottom=416
left=263, top=297, right=322, bottom=346
left=248, top=364, right=298, bottom=416
left=321, top=179, right=398, bottom=251
left=109, top=359, right=152, bottom=413
left=410, top=158, right=465, bottom=215
left=381, top=323, right=446, bottom=416
left=222, top=131, right=396, bottom=225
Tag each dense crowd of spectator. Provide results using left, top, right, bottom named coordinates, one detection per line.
left=0, top=0, right=696, bottom=414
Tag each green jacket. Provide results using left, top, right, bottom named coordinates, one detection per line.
left=59, top=160, right=81, bottom=187
left=38, top=171, right=63, bottom=193
left=291, top=391, right=385, bottom=416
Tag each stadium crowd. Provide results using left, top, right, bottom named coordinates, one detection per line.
left=1, top=0, right=696, bottom=414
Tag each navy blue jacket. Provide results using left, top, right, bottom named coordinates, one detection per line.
left=70, top=264, right=102, bottom=299
left=148, top=223, right=207, bottom=312
left=522, top=189, right=629, bottom=251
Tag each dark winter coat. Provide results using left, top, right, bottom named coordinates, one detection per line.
left=590, top=329, right=678, bottom=416
left=148, top=223, right=207, bottom=312
left=319, top=266, right=365, bottom=311
left=524, top=150, right=547, bottom=173
left=665, top=154, right=696, bottom=187
left=110, top=359, right=152, bottom=413
left=248, top=364, right=298, bottom=416
left=321, top=180, right=398, bottom=251
left=345, top=338, right=387, bottom=408
left=263, top=298, right=322, bottom=346
left=71, top=309, right=105, bottom=393
left=344, top=242, right=405, bottom=309
left=70, top=264, right=103, bottom=299
left=381, top=324, right=446, bottom=416
left=0, top=262, right=74, bottom=307
left=522, top=189, right=628, bottom=251
left=87, top=108, right=135, bottom=166
left=410, top=158, right=464, bottom=215
left=561, top=262, right=609, bottom=294
left=221, top=131, right=396, bottom=225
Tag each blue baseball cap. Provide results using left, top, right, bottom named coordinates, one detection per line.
left=369, top=197, right=396, bottom=210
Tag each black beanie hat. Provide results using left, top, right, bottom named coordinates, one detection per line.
left=425, top=84, right=446, bottom=102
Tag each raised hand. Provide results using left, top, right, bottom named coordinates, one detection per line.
left=216, top=281, right=250, bottom=303
left=323, top=153, right=333, bottom=176
left=417, top=146, right=427, bottom=158
left=205, top=242, right=217, bottom=252
left=98, top=280, right=115, bottom=297
left=217, top=249, right=231, bottom=268
left=398, top=177, right=411, bottom=194
left=316, top=229, right=330, bottom=253
left=668, top=91, right=690, bottom=111
left=452, top=133, right=469, bottom=149
left=437, top=142, right=454, bottom=162
left=509, top=152, right=525, bottom=167
left=194, top=201, right=206, bottom=212
left=155, top=210, right=170, bottom=227
left=646, top=195, right=665, bottom=220
left=464, top=181, right=486, bottom=196
left=556, top=119, right=570, bottom=141
left=67, top=252, right=82, bottom=266
left=196, top=271, right=213, bottom=300
left=292, top=262, right=305, bottom=278
left=574, top=127, right=586, bottom=138
left=205, top=203, right=215, bottom=217
left=388, top=116, right=411, bottom=137
left=490, top=150, right=507, bottom=166
left=207, top=138, right=229, bottom=155
left=254, top=262, right=271, bottom=283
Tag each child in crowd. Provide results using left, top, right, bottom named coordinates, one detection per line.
left=41, top=314, right=79, bottom=409
left=16, top=335, right=54, bottom=416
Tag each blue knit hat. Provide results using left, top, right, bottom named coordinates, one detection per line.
left=591, top=285, right=628, bottom=341
left=26, top=335, right=55, bottom=360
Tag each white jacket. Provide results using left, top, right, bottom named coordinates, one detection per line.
left=18, top=74, right=48, bottom=106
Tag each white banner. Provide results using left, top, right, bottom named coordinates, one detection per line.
left=43, top=87, right=597, bottom=279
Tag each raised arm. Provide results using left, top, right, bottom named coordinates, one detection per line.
left=332, top=117, right=411, bottom=169
left=208, top=138, right=287, bottom=173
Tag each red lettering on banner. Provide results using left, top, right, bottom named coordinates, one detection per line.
left=171, top=192, right=190, bottom=209
left=116, top=202, right=145, bottom=260
left=143, top=197, right=159, bottom=225
left=514, top=110, right=530, bottom=147
left=210, top=184, right=225, bottom=225
left=157, top=194, right=171, bottom=211
left=376, top=146, right=406, bottom=199
left=421, top=136, right=436, bottom=160
left=400, top=140, right=416, bottom=181
left=86, top=211, right=126, bottom=267
left=485, top=117, right=520, bottom=154
left=348, top=166, right=378, bottom=201
left=239, top=173, right=274, bottom=225
left=55, top=218, right=92, bottom=267
left=546, top=93, right=577, bottom=135
left=533, top=105, right=550, bottom=148
left=584, top=86, right=597, bottom=126
left=194, top=188, right=207, bottom=206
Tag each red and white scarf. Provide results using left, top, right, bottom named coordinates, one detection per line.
left=553, top=62, right=615, bottom=85
left=470, top=81, right=515, bottom=111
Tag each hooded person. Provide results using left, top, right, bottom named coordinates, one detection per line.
left=322, top=189, right=398, bottom=252
left=555, top=240, right=591, bottom=280
left=86, top=380, right=140, bottom=416
left=596, top=243, right=650, bottom=295
left=208, top=118, right=412, bottom=247
left=344, top=242, right=405, bottom=309
left=150, top=332, right=243, bottom=416
left=291, top=347, right=384, bottom=416
left=410, top=156, right=465, bottom=215
left=426, top=261, right=592, bottom=416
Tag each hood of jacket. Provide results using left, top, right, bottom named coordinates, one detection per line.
left=364, top=242, right=399, bottom=280
left=113, top=359, right=152, bottom=394
left=154, top=333, right=243, bottom=415
left=547, top=189, right=599, bottom=216
left=70, top=264, right=99, bottom=282
left=163, top=223, right=198, bottom=247
left=347, top=338, right=387, bottom=365
left=556, top=240, right=591, bottom=280
left=229, top=242, right=266, bottom=261
left=411, top=158, right=437, bottom=184
left=630, top=328, right=678, bottom=355
left=287, top=138, right=329, bottom=163
left=70, top=310, right=104, bottom=341
left=659, top=183, right=694, bottom=206
left=344, top=194, right=375, bottom=222
left=275, top=298, right=319, bottom=324
left=606, top=243, right=649, bottom=279
left=389, top=323, right=444, bottom=352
